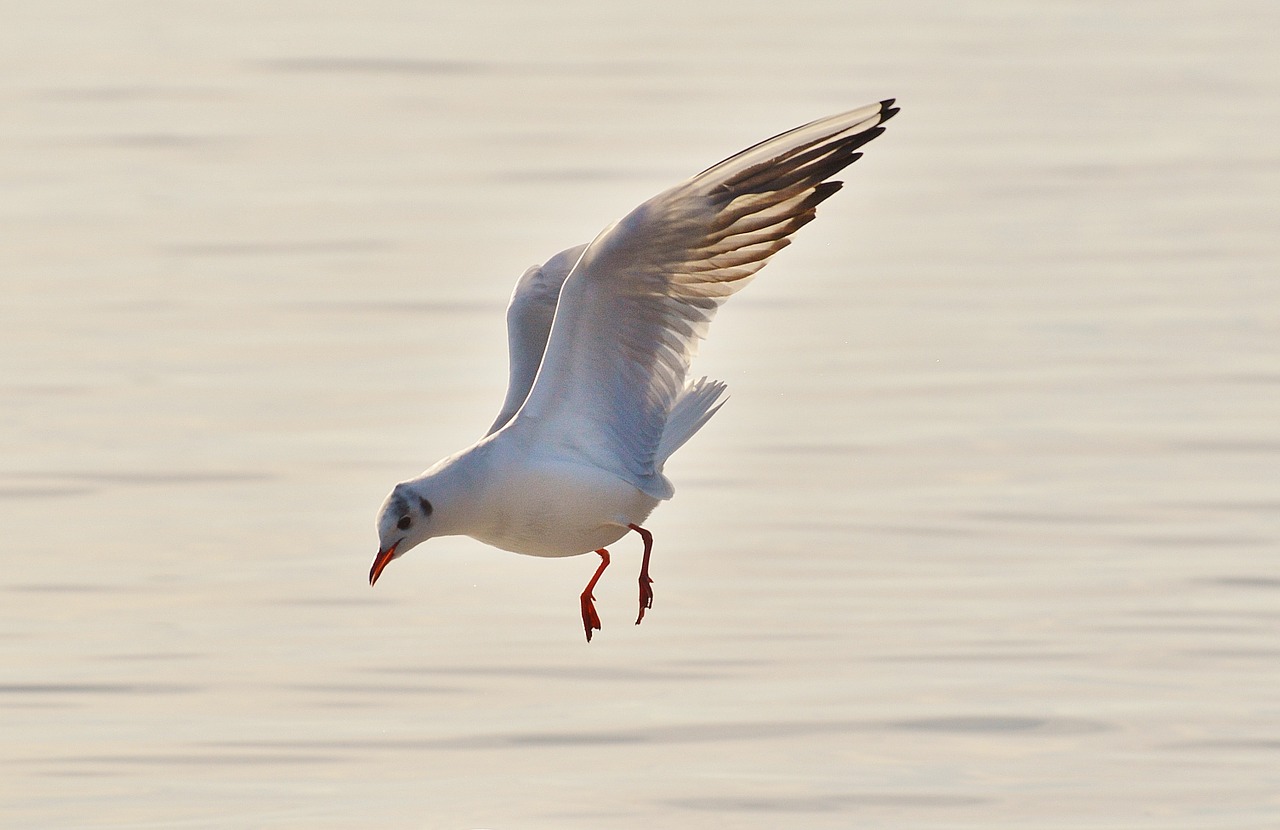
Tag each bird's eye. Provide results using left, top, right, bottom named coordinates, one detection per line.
left=397, top=515, right=412, bottom=530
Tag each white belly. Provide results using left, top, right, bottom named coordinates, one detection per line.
left=469, top=456, right=660, bottom=558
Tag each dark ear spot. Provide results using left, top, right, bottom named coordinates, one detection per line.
left=418, top=497, right=433, bottom=516
left=397, top=515, right=412, bottom=531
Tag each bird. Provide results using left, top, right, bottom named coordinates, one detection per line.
left=368, top=100, right=899, bottom=641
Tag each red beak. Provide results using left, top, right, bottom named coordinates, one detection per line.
left=369, top=542, right=398, bottom=586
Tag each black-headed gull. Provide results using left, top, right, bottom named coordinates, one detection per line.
left=369, top=100, right=899, bottom=640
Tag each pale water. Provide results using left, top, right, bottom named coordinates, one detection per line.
left=2, top=2, right=1278, bottom=827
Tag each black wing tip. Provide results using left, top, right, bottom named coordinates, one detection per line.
left=878, top=98, right=900, bottom=123
left=854, top=126, right=885, bottom=147
left=812, top=179, right=844, bottom=202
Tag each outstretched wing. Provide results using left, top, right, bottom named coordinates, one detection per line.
left=509, top=100, right=899, bottom=496
left=486, top=243, right=587, bottom=435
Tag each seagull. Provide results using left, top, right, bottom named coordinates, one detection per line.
left=368, top=100, right=899, bottom=640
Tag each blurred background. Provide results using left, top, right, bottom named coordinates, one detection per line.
left=2, top=1, right=1277, bottom=827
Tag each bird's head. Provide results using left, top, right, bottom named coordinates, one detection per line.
left=369, top=482, right=436, bottom=586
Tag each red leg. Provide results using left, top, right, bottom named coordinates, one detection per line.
left=628, top=523, right=654, bottom=625
left=580, top=549, right=610, bottom=642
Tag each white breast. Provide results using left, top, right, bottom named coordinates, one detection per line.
left=467, top=444, right=660, bottom=558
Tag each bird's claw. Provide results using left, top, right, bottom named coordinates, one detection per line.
left=581, top=593, right=602, bottom=642
left=635, top=576, right=654, bottom=625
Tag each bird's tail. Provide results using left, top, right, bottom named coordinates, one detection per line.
left=656, top=377, right=728, bottom=467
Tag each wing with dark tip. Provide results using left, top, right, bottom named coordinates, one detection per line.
left=509, top=100, right=899, bottom=496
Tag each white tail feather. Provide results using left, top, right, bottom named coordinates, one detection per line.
left=656, top=377, right=728, bottom=467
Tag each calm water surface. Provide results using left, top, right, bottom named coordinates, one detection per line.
left=3, top=2, right=1278, bottom=828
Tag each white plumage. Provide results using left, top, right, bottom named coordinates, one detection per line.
left=369, top=100, right=899, bottom=640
